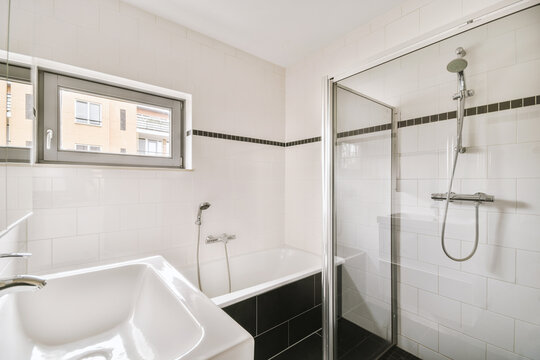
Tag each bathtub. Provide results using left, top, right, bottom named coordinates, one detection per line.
left=177, top=247, right=344, bottom=360
left=177, top=247, right=344, bottom=308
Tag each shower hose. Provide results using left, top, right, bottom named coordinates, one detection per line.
left=196, top=224, right=202, bottom=290
left=440, top=145, right=480, bottom=262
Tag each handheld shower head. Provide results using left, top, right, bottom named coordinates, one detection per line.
left=447, top=58, right=468, bottom=73
left=195, top=202, right=211, bottom=225
left=447, top=47, right=470, bottom=93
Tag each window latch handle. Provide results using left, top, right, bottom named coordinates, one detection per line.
left=46, top=129, right=53, bottom=150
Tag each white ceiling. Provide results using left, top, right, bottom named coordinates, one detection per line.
left=122, top=0, right=404, bottom=66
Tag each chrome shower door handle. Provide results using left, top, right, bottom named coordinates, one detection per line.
left=46, top=129, right=54, bottom=150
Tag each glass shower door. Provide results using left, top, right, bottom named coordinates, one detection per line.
left=333, top=84, right=395, bottom=359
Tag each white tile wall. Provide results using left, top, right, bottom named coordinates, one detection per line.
left=285, top=2, right=540, bottom=359
left=26, top=135, right=285, bottom=273
left=3, top=0, right=286, bottom=273
left=439, top=325, right=486, bottom=360
left=515, top=321, right=540, bottom=359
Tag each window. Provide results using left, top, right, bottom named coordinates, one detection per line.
left=138, top=137, right=169, bottom=156
left=120, top=109, right=126, bottom=130
left=1, top=63, right=34, bottom=158
left=39, top=71, right=183, bottom=168
left=75, top=144, right=102, bottom=152
left=75, top=100, right=102, bottom=126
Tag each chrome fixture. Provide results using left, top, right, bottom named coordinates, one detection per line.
left=195, top=202, right=211, bottom=291
left=446, top=47, right=474, bottom=154
left=0, top=275, right=47, bottom=294
left=0, top=253, right=47, bottom=295
left=0, top=252, right=32, bottom=258
left=431, top=192, right=494, bottom=203
left=206, top=233, right=235, bottom=293
left=206, top=233, right=236, bottom=244
left=433, top=47, right=494, bottom=262
left=195, top=202, right=211, bottom=226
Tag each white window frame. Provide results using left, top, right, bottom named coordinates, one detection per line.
left=38, top=71, right=184, bottom=168
left=74, top=100, right=102, bottom=126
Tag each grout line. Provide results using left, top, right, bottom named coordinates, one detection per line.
left=267, top=330, right=322, bottom=360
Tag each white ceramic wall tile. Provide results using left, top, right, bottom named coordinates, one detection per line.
left=486, top=344, right=529, bottom=360
left=439, top=267, right=487, bottom=308
left=400, top=152, right=439, bottom=179
left=516, top=250, right=540, bottom=289
left=418, top=290, right=461, bottom=328
left=516, top=106, right=540, bottom=144
left=516, top=178, right=540, bottom=215
left=488, top=279, right=540, bottom=325
left=514, top=321, right=540, bottom=359
left=438, top=325, right=487, bottom=360
left=28, top=208, right=77, bottom=240
left=461, top=244, right=516, bottom=282
left=400, top=310, right=439, bottom=351
left=418, top=234, right=460, bottom=269
left=399, top=282, right=419, bottom=313
left=461, top=304, right=515, bottom=351
left=418, top=345, right=452, bottom=360
left=385, top=10, right=420, bottom=50
left=27, top=239, right=52, bottom=273
left=397, top=335, right=419, bottom=356
left=52, top=234, right=99, bottom=267
left=462, top=111, right=517, bottom=148
left=399, top=258, right=438, bottom=292
left=488, top=143, right=540, bottom=178
left=488, top=213, right=540, bottom=251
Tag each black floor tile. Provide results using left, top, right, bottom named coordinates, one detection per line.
left=272, top=333, right=322, bottom=360
left=255, top=323, right=289, bottom=360
left=340, top=335, right=389, bottom=360
left=266, top=317, right=420, bottom=360
left=223, top=297, right=256, bottom=336
left=379, top=346, right=421, bottom=360
left=337, top=318, right=372, bottom=357
left=289, top=305, right=322, bottom=344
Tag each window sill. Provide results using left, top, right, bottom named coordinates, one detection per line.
left=34, top=162, right=193, bottom=172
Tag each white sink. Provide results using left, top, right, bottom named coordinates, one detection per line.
left=0, top=256, right=253, bottom=360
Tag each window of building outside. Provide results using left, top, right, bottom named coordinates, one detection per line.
left=1, top=76, right=34, bottom=150
left=39, top=71, right=183, bottom=168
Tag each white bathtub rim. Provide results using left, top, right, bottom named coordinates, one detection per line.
left=212, top=253, right=345, bottom=308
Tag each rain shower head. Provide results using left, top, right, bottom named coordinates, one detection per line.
left=447, top=58, right=468, bottom=73
left=195, top=202, right=211, bottom=225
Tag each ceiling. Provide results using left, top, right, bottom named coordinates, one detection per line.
left=122, top=0, right=404, bottom=67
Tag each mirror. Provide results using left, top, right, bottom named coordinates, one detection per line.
left=1, top=0, right=34, bottom=232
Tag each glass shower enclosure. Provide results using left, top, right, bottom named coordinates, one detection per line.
left=323, top=3, right=539, bottom=360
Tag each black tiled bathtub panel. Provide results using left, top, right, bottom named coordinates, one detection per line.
left=223, top=266, right=343, bottom=360
left=257, top=275, right=315, bottom=333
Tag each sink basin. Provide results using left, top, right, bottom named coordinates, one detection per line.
left=0, top=256, right=253, bottom=360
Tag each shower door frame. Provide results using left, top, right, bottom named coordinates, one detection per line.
left=322, top=78, right=398, bottom=360
left=321, top=2, right=536, bottom=359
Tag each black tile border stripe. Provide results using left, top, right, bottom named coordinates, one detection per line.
left=189, top=129, right=322, bottom=148
left=336, top=123, right=392, bottom=138
left=398, top=94, right=539, bottom=129
left=189, top=94, right=539, bottom=147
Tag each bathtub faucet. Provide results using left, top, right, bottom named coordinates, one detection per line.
left=206, top=233, right=236, bottom=244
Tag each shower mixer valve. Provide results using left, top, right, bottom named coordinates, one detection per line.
left=206, top=233, right=236, bottom=244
